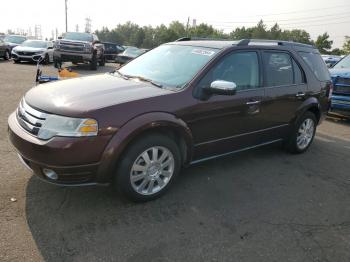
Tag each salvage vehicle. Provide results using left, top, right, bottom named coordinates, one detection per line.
left=53, top=32, right=105, bottom=70
left=103, top=42, right=124, bottom=61
left=329, top=55, right=350, bottom=116
left=8, top=38, right=331, bottom=201
left=0, top=38, right=11, bottom=60
left=3, top=35, right=27, bottom=52
left=115, top=46, right=146, bottom=64
left=12, top=40, right=54, bottom=64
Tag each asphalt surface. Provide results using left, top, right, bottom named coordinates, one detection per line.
left=0, top=60, right=350, bottom=262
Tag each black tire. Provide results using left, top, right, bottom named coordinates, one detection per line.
left=284, top=111, right=317, bottom=154
left=72, top=62, right=78, bottom=65
left=4, top=50, right=10, bottom=60
left=14, top=59, right=20, bottom=63
left=114, top=133, right=181, bottom=202
left=54, top=59, right=61, bottom=68
left=99, top=54, right=105, bottom=66
left=90, top=52, right=98, bottom=70
left=44, top=54, right=50, bottom=64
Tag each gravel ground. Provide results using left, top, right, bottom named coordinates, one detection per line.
left=0, top=60, right=350, bottom=262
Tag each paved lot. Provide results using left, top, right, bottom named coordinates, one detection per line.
left=0, top=60, right=350, bottom=262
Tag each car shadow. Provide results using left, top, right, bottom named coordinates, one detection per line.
left=60, top=62, right=117, bottom=76
left=25, top=140, right=350, bottom=261
left=326, top=114, right=350, bottom=126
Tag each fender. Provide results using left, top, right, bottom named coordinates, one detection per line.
left=294, top=96, right=321, bottom=125
left=95, top=112, right=193, bottom=182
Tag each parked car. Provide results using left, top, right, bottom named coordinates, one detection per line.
left=53, top=32, right=105, bottom=70
left=8, top=38, right=331, bottom=201
left=0, top=38, right=11, bottom=60
left=321, top=55, right=341, bottom=68
left=115, top=47, right=146, bottom=64
left=11, top=40, right=54, bottom=64
left=329, top=55, right=350, bottom=116
left=3, top=35, right=27, bottom=51
left=103, top=42, right=124, bottom=61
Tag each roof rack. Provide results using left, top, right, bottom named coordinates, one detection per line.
left=236, top=39, right=314, bottom=48
left=175, top=37, right=314, bottom=48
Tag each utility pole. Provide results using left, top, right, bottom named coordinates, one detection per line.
left=65, top=0, right=68, bottom=32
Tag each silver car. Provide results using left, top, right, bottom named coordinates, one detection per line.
left=12, top=40, right=54, bottom=64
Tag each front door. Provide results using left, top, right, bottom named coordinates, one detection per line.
left=185, top=50, right=270, bottom=161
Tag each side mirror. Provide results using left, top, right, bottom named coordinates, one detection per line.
left=58, top=36, right=62, bottom=39
left=47, top=46, right=53, bottom=49
left=205, top=80, right=237, bottom=95
left=93, top=40, right=101, bottom=44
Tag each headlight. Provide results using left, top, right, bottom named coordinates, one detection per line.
left=84, top=43, right=92, bottom=52
left=38, top=115, right=98, bottom=139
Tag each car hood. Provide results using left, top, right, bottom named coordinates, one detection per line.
left=13, top=46, right=46, bottom=52
left=24, top=73, right=173, bottom=116
left=329, top=68, right=350, bottom=78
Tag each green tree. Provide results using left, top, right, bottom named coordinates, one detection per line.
left=343, top=36, right=350, bottom=54
left=315, top=32, right=333, bottom=54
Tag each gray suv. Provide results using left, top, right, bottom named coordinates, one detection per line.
left=54, top=32, right=105, bottom=70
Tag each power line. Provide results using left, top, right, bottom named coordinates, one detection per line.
left=205, top=11, right=350, bottom=24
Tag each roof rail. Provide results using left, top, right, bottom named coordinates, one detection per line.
left=175, top=36, right=231, bottom=42
left=236, top=39, right=314, bottom=48
left=175, top=37, right=191, bottom=42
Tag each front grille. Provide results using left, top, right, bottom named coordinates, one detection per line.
left=16, top=99, right=47, bottom=137
left=336, top=77, right=350, bottom=85
left=59, top=41, right=85, bottom=52
left=334, top=85, right=350, bottom=95
left=17, top=51, right=35, bottom=56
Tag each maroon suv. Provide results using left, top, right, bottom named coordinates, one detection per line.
left=8, top=38, right=331, bottom=201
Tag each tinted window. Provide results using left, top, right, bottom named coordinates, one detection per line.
left=293, top=59, right=305, bottom=84
left=198, top=51, right=259, bottom=91
left=298, top=51, right=330, bottom=81
left=62, top=32, right=93, bottom=42
left=263, top=52, right=293, bottom=87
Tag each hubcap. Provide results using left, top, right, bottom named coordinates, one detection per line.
left=297, top=118, right=315, bottom=150
left=130, top=146, right=175, bottom=195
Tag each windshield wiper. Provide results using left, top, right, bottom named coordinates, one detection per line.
left=111, top=70, right=129, bottom=80
left=126, top=75, right=163, bottom=88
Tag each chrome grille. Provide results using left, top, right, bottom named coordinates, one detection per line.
left=16, top=99, right=47, bottom=136
left=59, top=41, right=85, bottom=52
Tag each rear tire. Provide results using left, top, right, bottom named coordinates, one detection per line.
left=284, top=111, right=317, bottom=154
left=4, top=50, right=10, bottom=60
left=114, top=134, right=181, bottom=202
left=90, top=52, right=98, bottom=70
left=99, top=53, right=105, bottom=66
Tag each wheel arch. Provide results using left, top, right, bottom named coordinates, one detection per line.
left=96, top=112, right=193, bottom=182
left=294, top=97, right=321, bottom=125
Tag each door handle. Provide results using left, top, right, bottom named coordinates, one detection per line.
left=246, top=100, right=261, bottom=105
left=295, top=92, right=306, bottom=97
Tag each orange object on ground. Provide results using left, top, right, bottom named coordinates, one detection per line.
left=58, top=68, right=79, bottom=78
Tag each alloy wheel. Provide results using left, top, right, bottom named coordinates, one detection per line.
left=130, top=146, right=175, bottom=195
left=296, top=118, right=315, bottom=150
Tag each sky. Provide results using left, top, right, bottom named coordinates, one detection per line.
left=1, top=0, right=350, bottom=48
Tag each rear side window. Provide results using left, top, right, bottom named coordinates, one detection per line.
left=298, top=51, right=330, bottom=81
left=263, top=52, right=293, bottom=86
left=293, top=59, right=305, bottom=84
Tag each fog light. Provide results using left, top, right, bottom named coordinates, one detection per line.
left=43, top=168, right=58, bottom=180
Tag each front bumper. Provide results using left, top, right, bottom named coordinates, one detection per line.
left=12, top=52, right=44, bottom=62
left=8, top=112, right=112, bottom=186
left=54, top=50, right=92, bottom=63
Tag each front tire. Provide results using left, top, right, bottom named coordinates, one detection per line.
left=4, top=50, right=10, bottom=60
left=90, top=52, right=98, bottom=70
left=114, top=134, right=181, bottom=202
left=99, top=54, right=105, bottom=66
left=285, top=111, right=317, bottom=154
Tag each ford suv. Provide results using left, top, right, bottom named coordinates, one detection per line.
left=53, top=32, right=105, bottom=70
left=8, top=38, right=331, bottom=201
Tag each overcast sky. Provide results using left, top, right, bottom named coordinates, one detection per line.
left=1, top=0, right=349, bottom=48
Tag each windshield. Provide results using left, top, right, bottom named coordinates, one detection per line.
left=62, top=32, right=93, bottom=42
left=119, top=44, right=218, bottom=88
left=21, top=40, right=47, bottom=48
left=333, top=55, right=350, bottom=69
left=123, top=48, right=144, bottom=57
left=4, top=35, right=26, bottom=44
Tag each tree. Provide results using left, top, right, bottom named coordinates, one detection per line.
left=315, top=32, right=333, bottom=54
left=343, top=36, right=350, bottom=54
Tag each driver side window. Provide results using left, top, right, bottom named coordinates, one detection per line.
left=198, top=51, right=260, bottom=91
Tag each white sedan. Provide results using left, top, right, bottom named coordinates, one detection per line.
left=11, top=40, right=54, bottom=64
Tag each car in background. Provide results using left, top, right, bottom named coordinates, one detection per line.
left=3, top=35, right=27, bottom=52
left=0, top=38, right=11, bottom=60
left=0, top=35, right=5, bottom=41
left=54, top=32, right=105, bottom=70
left=103, top=42, right=124, bottom=61
left=115, top=47, right=146, bottom=64
left=12, top=40, right=54, bottom=64
left=322, top=55, right=341, bottom=68
left=329, top=55, right=350, bottom=116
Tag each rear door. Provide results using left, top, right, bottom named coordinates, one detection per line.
left=262, top=51, right=308, bottom=135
